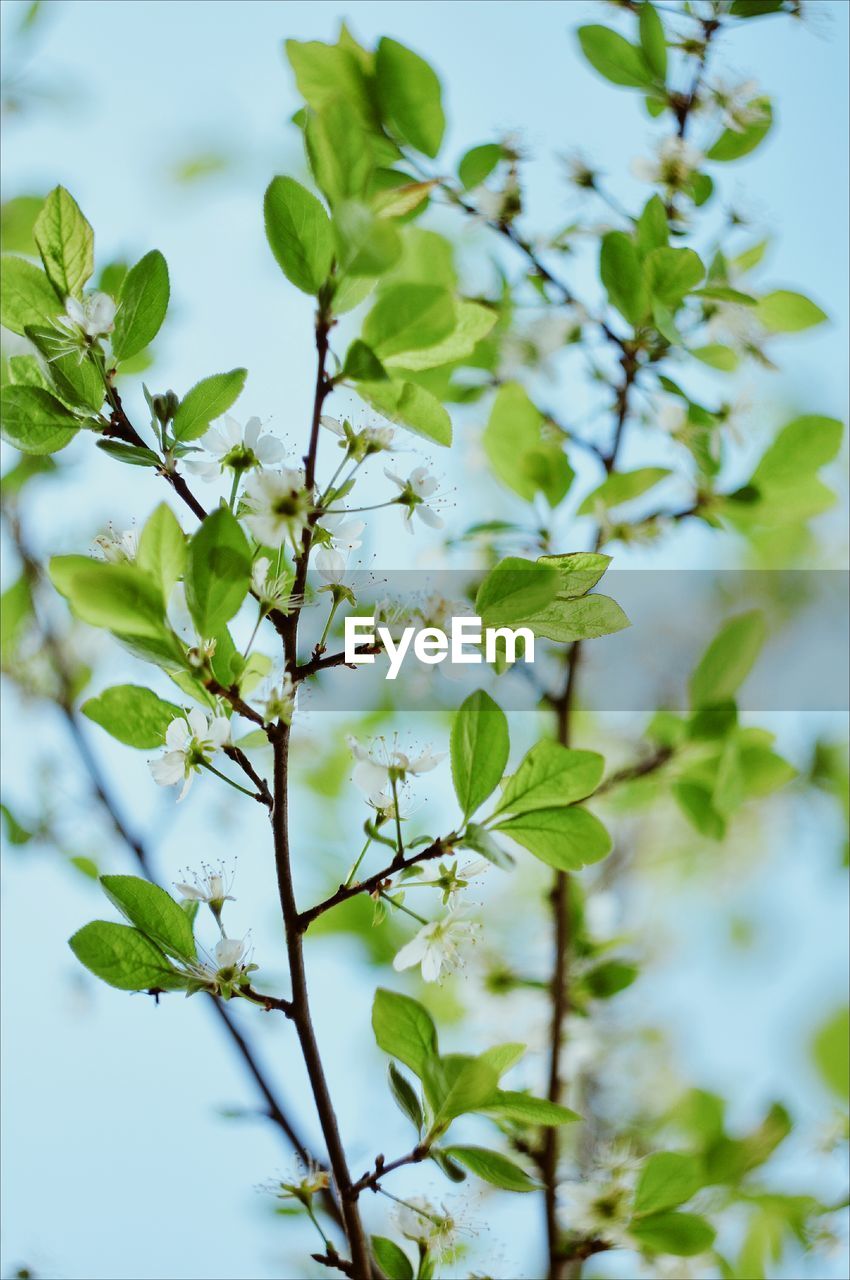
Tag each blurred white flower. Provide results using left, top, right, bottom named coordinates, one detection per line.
left=261, top=674, right=296, bottom=726
left=93, top=525, right=137, bottom=563
left=148, top=709, right=231, bottom=801
left=710, top=77, right=767, bottom=133
left=321, top=415, right=396, bottom=460
left=347, top=734, right=445, bottom=803
left=384, top=465, right=444, bottom=532
left=393, top=910, right=478, bottom=983
left=632, top=137, right=703, bottom=190
left=186, top=415, right=285, bottom=482
left=394, top=1196, right=463, bottom=1258
left=243, top=467, right=313, bottom=551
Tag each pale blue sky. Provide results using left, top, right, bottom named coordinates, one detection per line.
left=1, top=3, right=848, bottom=1278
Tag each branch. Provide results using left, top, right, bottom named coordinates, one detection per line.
left=294, top=642, right=382, bottom=682
left=349, top=1144, right=429, bottom=1197
left=596, top=746, right=673, bottom=795
left=222, top=744, right=273, bottom=808
left=297, top=835, right=453, bottom=932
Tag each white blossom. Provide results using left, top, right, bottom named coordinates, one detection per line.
left=314, top=514, right=364, bottom=584
left=243, top=467, right=313, bottom=551
left=384, top=465, right=445, bottom=532
left=93, top=526, right=137, bottom=563
left=175, top=861, right=236, bottom=914
left=347, top=734, right=445, bottom=803
left=394, top=1196, right=462, bottom=1257
left=632, top=137, right=703, bottom=190
left=260, top=675, right=296, bottom=726
left=710, top=77, right=767, bottom=133
left=186, top=414, right=285, bottom=481
left=393, top=910, right=478, bottom=983
left=557, top=1147, right=639, bottom=1248
left=321, top=415, right=396, bottom=460
left=148, top=708, right=231, bottom=800
left=58, top=291, right=117, bottom=339
left=214, top=935, right=248, bottom=970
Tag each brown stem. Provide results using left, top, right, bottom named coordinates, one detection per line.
left=349, top=1144, right=430, bottom=1197
left=297, top=836, right=451, bottom=932
left=271, top=731, right=374, bottom=1277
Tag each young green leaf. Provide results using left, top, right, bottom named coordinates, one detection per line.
left=480, top=1091, right=580, bottom=1127
left=49, top=559, right=168, bottom=639
left=387, top=1061, right=424, bottom=1132
left=600, top=231, right=648, bottom=325
left=100, top=875, right=197, bottom=961
left=461, top=822, right=515, bottom=870
left=69, top=920, right=182, bottom=991
left=333, top=201, right=401, bottom=278
left=137, top=503, right=186, bottom=601
left=495, top=806, right=612, bottom=871
left=0, top=255, right=63, bottom=334
left=638, top=3, right=667, bottom=80
left=494, top=741, right=604, bottom=817
left=423, top=1054, right=500, bottom=1129
left=525, top=594, right=630, bottom=643
left=811, top=1006, right=850, bottom=1100
left=354, top=378, right=451, bottom=446
left=484, top=382, right=572, bottom=507
left=451, top=691, right=509, bottom=821
left=577, top=25, right=654, bottom=89
left=630, top=1211, right=716, bottom=1256
left=579, top=467, right=671, bottom=515
left=707, top=100, right=772, bottom=162
left=33, top=186, right=94, bottom=299
left=305, top=97, right=373, bottom=205
left=264, top=175, right=333, bottom=295
left=475, top=558, right=559, bottom=627
left=370, top=1237, right=414, bottom=1280
left=756, top=289, right=828, bottom=333
left=458, top=143, right=503, bottom=190
left=24, top=323, right=105, bottom=412
left=644, top=246, right=704, bottom=305
left=375, top=37, right=445, bottom=158
left=441, top=1145, right=539, bottom=1192
left=689, top=611, right=767, bottom=710
left=477, top=1042, right=526, bottom=1076
left=537, top=552, right=612, bottom=598
left=387, top=301, right=497, bottom=374
left=172, top=368, right=248, bottom=442
left=81, top=685, right=182, bottom=749
left=372, top=988, right=439, bottom=1079
left=363, top=284, right=455, bottom=361
left=0, top=385, right=81, bottom=455
left=184, top=506, right=252, bottom=637
left=634, top=1152, right=703, bottom=1216
left=112, top=250, right=170, bottom=361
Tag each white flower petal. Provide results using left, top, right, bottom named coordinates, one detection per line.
left=165, top=717, right=191, bottom=751
left=187, top=708, right=209, bottom=740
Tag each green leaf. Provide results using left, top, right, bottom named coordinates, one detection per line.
left=478, top=1042, right=526, bottom=1076
left=644, top=246, right=704, bottom=305
left=354, top=378, right=451, bottom=446
left=388, top=301, right=497, bottom=373
left=285, top=39, right=378, bottom=130
left=538, top=552, right=612, bottom=599
left=461, top=822, right=515, bottom=870
left=7, top=353, right=53, bottom=392
left=451, top=691, right=509, bottom=821
left=333, top=201, right=401, bottom=278
left=634, top=1152, right=703, bottom=1216
left=172, top=368, right=248, bottom=442
left=24, top=323, right=105, bottom=412
left=707, top=100, right=772, bottom=162
left=458, top=143, right=503, bottom=190
left=264, top=175, right=333, bottom=295
left=100, top=874, right=197, bottom=961
left=33, top=186, right=94, bottom=299
left=600, top=231, right=648, bottom=325
left=495, top=741, right=604, bottom=816
left=0, top=194, right=43, bottom=255
left=481, top=1091, right=580, bottom=1127
left=388, top=1061, right=424, bottom=1132
left=372, top=988, right=439, bottom=1079
left=577, top=25, right=654, bottom=89
left=363, top=284, right=455, bottom=361
left=112, top=250, right=169, bottom=361
left=137, top=503, right=186, bottom=601
left=69, top=920, right=182, bottom=991
left=756, top=290, right=828, bottom=333
left=475, top=558, right=559, bottom=627
left=689, top=611, right=766, bottom=710
left=81, top=685, right=182, bottom=749
left=483, top=382, right=572, bottom=506
left=305, top=97, right=373, bottom=205
left=495, top=806, right=612, bottom=871
left=423, top=1054, right=500, bottom=1129
left=578, top=467, right=670, bottom=515
left=525, top=593, right=630, bottom=643
left=811, top=1006, right=849, bottom=1100
left=375, top=37, right=445, bottom=158
left=691, top=344, right=739, bottom=372
left=441, top=1145, right=538, bottom=1192
left=49, top=558, right=168, bottom=639
left=0, top=574, right=31, bottom=661
left=340, top=339, right=387, bottom=382
left=630, top=1211, right=716, bottom=1256
left=0, top=385, right=80, bottom=454
left=370, top=1237, right=413, bottom=1280
left=184, top=506, right=251, bottom=637
left=0, top=255, right=62, bottom=334
left=639, top=3, right=667, bottom=80
left=636, top=195, right=669, bottom=256
left=674, top=780, right=726, bottom=840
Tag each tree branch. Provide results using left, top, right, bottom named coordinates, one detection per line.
left=297, top=836, right=452, bottom=933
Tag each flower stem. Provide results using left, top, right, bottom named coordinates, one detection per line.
left=199, top=760, right=259, bottom=799
left=343, top=836, right=372, bottom=888
left=380, top=890, right=428, bottom=926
